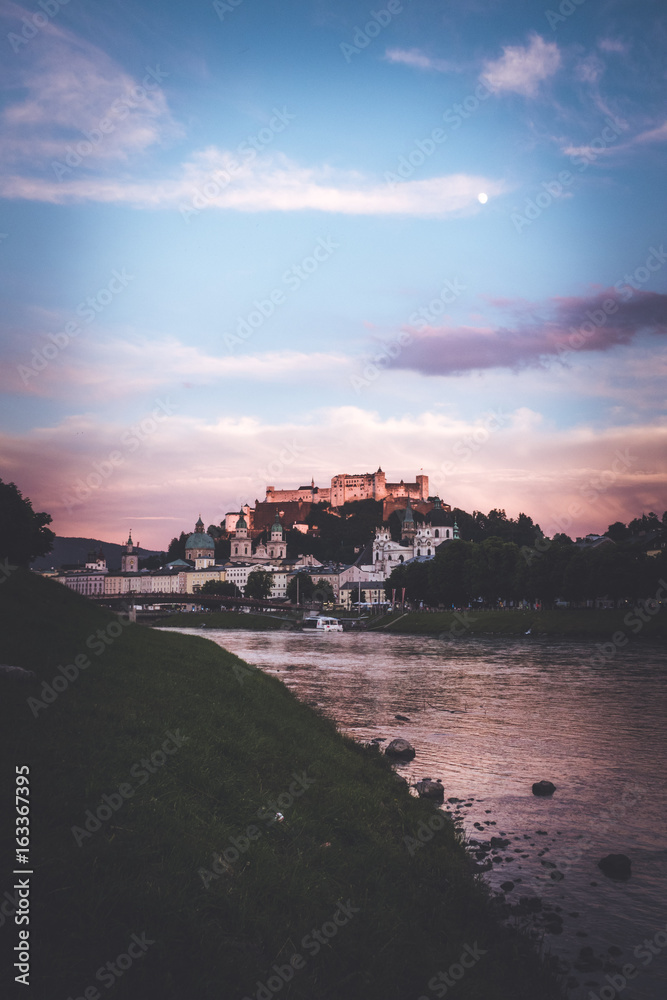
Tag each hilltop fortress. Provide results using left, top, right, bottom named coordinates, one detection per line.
left=265, top=467, right=429, bottom=507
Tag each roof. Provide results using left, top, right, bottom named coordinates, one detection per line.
left=165, top=559, right=191, bottom=568
left=185, top=531, right=215, bottom=551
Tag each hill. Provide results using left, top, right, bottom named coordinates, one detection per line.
left=0, top=571, right=562, bottom=1000
left=30, top=536, right=161, bottom=571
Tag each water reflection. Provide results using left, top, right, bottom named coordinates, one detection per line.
left=161, top=628, right=667, bottom=1000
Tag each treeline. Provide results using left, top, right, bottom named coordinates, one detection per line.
left=386, top=534, right=667, bottom=608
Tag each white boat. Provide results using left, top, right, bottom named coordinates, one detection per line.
left=302, top=615, right=343, bottom=632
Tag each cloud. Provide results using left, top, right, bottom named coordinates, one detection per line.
left=1, top=338, right=353, bottom=399
left=598, top=38, right=629, bottom=54
left=384, top=48, right=456, bottom=73
left=0, top=147, right=505, bottom=216
left=480, top=34, right=561, bottom=97
left=384, top=290, right=667, bottom=376
left=561, top=118, right=667, bottom=162
left=0, top=15, right=178, bottom=173
left=2, top=407, right=665, bottom=549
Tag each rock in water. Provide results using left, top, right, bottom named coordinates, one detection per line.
left=384, top=738, right=416, bottom=760
left=598, top=854, right=631, bottom=880
left=415, top=779, right=444, bottom=802
left=532, top=780, right=557, bottom=796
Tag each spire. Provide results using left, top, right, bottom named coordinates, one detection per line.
left=195, top=515, right=204, bottom=532
left=127, top=531, right=133, bottom=547
left=403, top=497, right=414, bottom=523
left=453, top=520, right=460, bottom=539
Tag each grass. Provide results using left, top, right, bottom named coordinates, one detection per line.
left=0, top=570, right=563, bottom=1000
left=157, top=610, right=293, bottom=630
left=372, top=607, right=667, bottom=638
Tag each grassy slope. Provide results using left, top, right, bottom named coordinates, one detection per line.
left=372, top=607, right=667, bottom=637
left=1, top=572, right=562, bottom=1000
left=158, top=610, right=291, bottom=629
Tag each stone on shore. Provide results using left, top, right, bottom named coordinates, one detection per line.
left=532, top=780, right=556, bottom=796
left=598, top=854, right=631, bottom=880
left=384, top=738, right=416, bottom=760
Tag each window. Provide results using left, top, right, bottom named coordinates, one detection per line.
left=435, top=529, right=439, bottom=538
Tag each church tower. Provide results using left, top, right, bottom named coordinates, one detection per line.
left=121, top=531, right=139, bottom=573
left=268, top=511, right=287, bottom=561
left=230, top=511, right=251, bottom=562
left=401, top=498, right=416, bottom=541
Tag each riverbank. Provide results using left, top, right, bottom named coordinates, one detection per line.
left=158, top=606, right=667, bottom=638
left=372, top=607, right=667, bottom=638
left=0, top=571, right=562, bottom=1000
left=156, top=609, right=292, bottom=629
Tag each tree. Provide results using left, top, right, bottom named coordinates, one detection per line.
left=245, top=569, right=274, bottom=600
left=140, top=553, right=166, bottom=570
left=312, top=580, right=335, bottom=604
left=286, top=572, right=315, bottom=603
left=428, top=539, right=473, bottom=606
left=606, top=521, right=629, bottom=542
left=200, top=580, right=240, bottom=596
left=166, top=532, right=188, bottom=562
left=0, top=480, right=55, bottom=566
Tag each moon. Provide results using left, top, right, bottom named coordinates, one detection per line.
left=477, top=192, right=488, bottom=204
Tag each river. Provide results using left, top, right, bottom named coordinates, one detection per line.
left=160, top=627, right=667, bottom=1000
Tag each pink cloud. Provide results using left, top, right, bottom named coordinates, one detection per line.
left=388, top=289, right=667, bottom=376
left=2, top=408, right=665, bottom=550
left=480, top=34, right=561, bottom=98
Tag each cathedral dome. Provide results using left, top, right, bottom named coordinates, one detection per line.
left=185, top=515, right=215, bottom=552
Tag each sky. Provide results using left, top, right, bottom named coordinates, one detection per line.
left=0, top=0, right=666, bottom=550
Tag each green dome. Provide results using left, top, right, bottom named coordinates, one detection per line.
left=185, top=530, right=215, bottom=551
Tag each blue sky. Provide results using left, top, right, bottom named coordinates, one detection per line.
left=1, top=0, right=665, bottom=547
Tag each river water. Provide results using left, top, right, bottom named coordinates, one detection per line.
left=161, top=628, right=667, bottom=999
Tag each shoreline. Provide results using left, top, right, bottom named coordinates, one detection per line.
left=156, top=606, right=667, bottom=639
left=0, top=570, right=563, bottom=999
